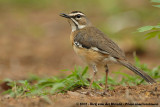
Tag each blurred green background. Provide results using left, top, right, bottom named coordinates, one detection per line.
left=0, top=0, right=159, bottom=80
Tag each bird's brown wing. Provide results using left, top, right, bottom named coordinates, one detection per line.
left=74, top=27, right=126, bottom=60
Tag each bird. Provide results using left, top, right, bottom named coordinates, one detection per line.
left=60, top=11, right=156, bottom=92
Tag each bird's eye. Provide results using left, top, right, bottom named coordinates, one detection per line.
left=76, top=14, right=81, bottom=18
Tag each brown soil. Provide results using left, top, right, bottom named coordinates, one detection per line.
left=0, top=6, right=160, bottom=107
left=0, top=83, right=159, bottom=107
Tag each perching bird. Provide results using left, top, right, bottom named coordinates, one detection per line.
left=60, top=11, right=156, bottom=92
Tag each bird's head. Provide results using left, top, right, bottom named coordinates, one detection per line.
left=60, top=11, right=91, bottom=32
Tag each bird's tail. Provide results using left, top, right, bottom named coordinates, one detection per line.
left=118, top=60, right=156, bottom=84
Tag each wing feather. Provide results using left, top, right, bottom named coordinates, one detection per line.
left=74, top=27, right=125, bottom=59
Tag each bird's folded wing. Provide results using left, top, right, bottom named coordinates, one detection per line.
left=74, top=27, right=125, bottom=59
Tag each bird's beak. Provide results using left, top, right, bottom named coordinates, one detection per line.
left=60, top=13, right=71, bottom=18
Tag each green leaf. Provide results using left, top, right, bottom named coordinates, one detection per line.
left=151, top=0, right=160, bottom=3
left=134, top=54, right=141, bottom=67
left=137, top=24, right=160, bottom=39
left=145, top=31, right=160, bottom=39
left=51, top=83, right=65, bottom=93
left=108, top=86, right=115, bottom=90
left=92, top=82, right=102, bottom=89
left=82, top=66, right=88, bottom=76
left=3, top=78, right=12, bottom=82
left=158, top=34, right=160, bottom=39
left=137, top=26, right=154, bottom=32
left=155, top=25, right=160, bottom=28
left=114, top=71, right=131, bottom=78
left=153, top=5, right=160, bottom=8
left=107, top=76, right=118, bottom=85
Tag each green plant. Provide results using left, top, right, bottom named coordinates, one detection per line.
left=137, top=25, right=160, bottom=39
left=3, top=66, right=90, bottom=97
left=151, top=0, right=160, bottom=8
left=3, top=56, right=159, bottom=97
left=137, top=0, right=160, bottom=39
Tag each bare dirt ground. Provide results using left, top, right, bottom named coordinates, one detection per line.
left=0, top=83, right=159, bottom=107
left=0, top=10, right=160, bottom=107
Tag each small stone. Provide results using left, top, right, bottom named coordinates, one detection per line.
left=68, top=91, right=86, bottom=97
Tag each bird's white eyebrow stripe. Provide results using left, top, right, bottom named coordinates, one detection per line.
left=69, top=13, right=85, bottom=16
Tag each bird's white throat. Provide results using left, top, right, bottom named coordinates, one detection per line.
left=71, top=24, right=86, bottom=32
left=71, top=18, right=86, bottom=32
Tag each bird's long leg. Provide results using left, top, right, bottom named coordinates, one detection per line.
left=89, top=64, right=97, bottom=90
left=105, top=65, right=109, bottom=91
